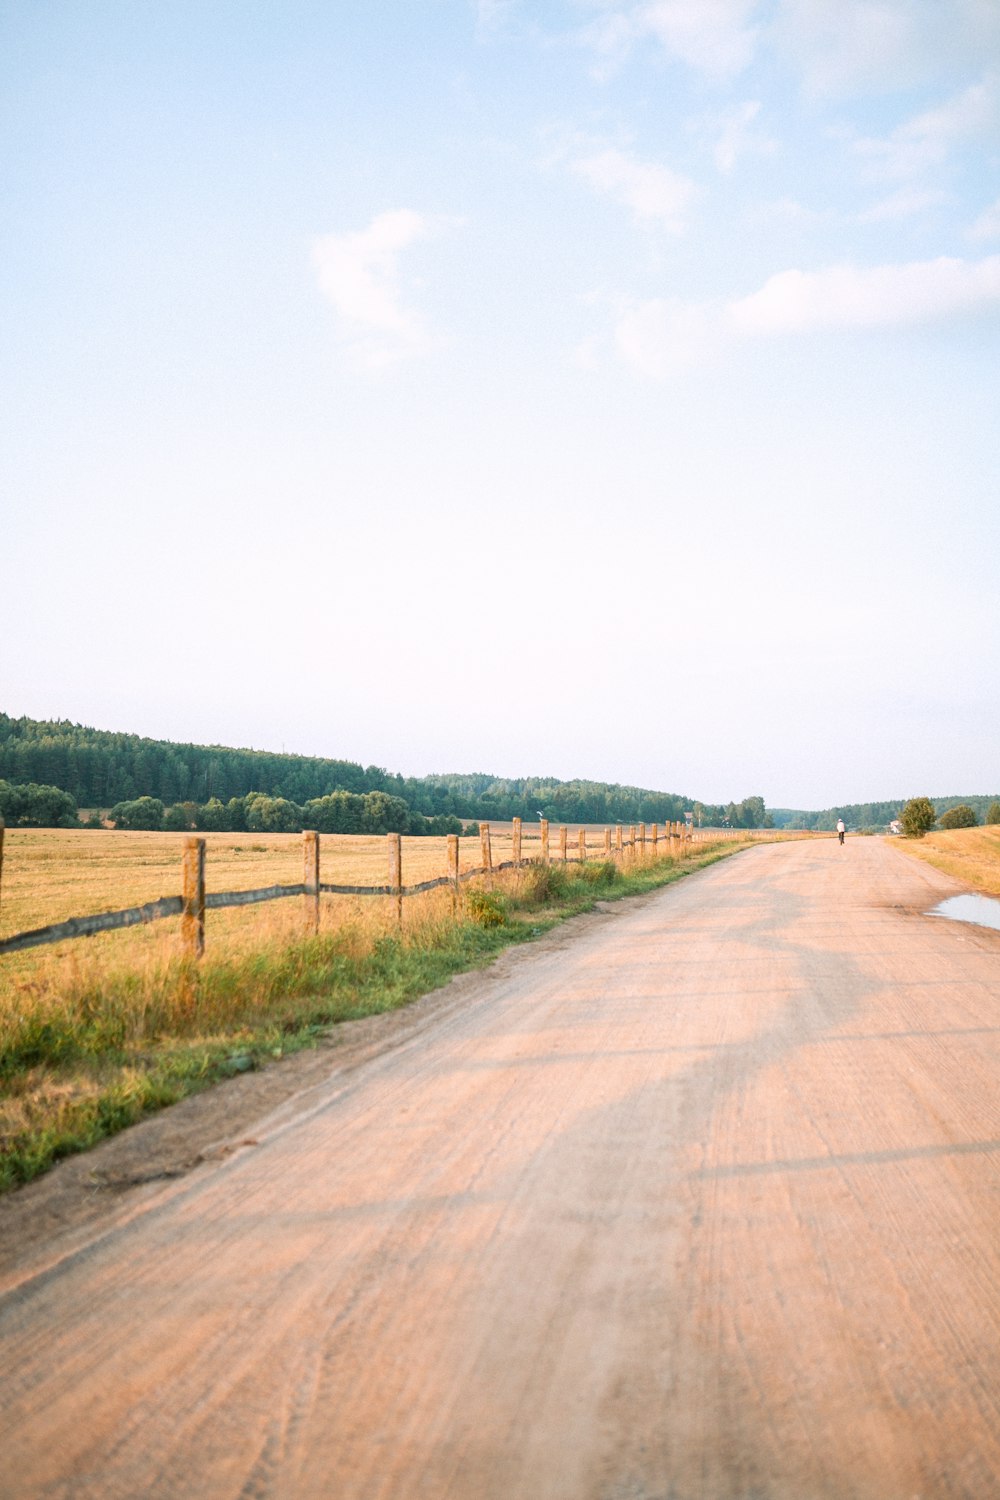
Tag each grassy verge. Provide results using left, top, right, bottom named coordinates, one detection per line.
left=891, top=824, right=1000, bottom=896
left=0, top=842, right=748, bottom=1192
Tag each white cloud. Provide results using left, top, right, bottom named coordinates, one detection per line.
left=638, top=0, right=758, bottom=79
left=614, top=255, right=1000, bottom=373
left=852, top=79, right=999, bottom=181
left=475, top=0, right=519, bottom=36
left=969, top=196, right=1000, bottom=240
left=856, top=187, right=947, bottom=221
left=576, top=0, right=758, bottom=81
left=704, top=99, right=776, bottom=172
left=573, top=146, right=698, bottom=229
left=730, top=255, right=1000, bottom=333
left=773, top=0, right=1000, bottom=97
left=312, top=210, right=453, bottom=368
left=578, top=1, right=1000, bottom=94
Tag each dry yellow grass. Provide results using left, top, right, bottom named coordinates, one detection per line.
left=0, top=825, right=665, bottom=982
left=892, top=824, right=1000, bottom=896
left=0, top=828, right=485, bottom=983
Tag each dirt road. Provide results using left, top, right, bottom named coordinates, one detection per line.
left=3, top=838, right=1000, bottom=1499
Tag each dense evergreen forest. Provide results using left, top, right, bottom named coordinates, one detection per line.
left=0, top=713, right=770, bottom=830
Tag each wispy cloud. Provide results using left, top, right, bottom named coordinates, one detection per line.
left=856, top=187, right=947, bottom=222
left=969, top=196, right=1000, bottom=241
left=703, top=99, right=776, bottom=172
left=576, top=1, right=1000, bottom=101
left=615, top=255, right=1000, bottom=374
left=312, top=210, right=455, bottom=368
left=773, top=0, right=1000, bottom=97
left=638, top=0, right=758, bottom=79
left=572, top=145, right=698, bottom=229
left=851, top=79, right=998, bottom=181
left=576, top=0, right=758, bottom=81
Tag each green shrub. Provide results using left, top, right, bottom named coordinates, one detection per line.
left=579, top=859, right=621, bottom=886
left=987, top=802, right=1000, bottom=827
left=465, top=888, right=508, bottom=928
left=939, top=804, right=977, bottom=830
left=519, top=863, right=570, bottom=905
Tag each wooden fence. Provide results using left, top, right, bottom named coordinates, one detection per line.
left=0, top=816, right=743, bottom=962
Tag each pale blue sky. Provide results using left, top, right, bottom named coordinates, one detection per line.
left=2, top=1, right=998, bottom=807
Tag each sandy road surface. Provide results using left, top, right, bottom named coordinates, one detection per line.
left=3, top=839, right=1000, bottom=1499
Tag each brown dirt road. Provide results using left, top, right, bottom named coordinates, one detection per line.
left=3, top=837, right=1000, bottom=1499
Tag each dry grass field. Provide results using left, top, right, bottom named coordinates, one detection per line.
left=0, top=824, right=712, bottom=974
left=0, top=828, right=526, bottom=979
left=892, top=823, right=1000, bottom=895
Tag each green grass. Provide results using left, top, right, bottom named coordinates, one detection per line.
left=0, top=842, right=747, bottom=1192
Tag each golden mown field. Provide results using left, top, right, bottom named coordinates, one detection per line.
left=0, top=824, right=683, bottom=980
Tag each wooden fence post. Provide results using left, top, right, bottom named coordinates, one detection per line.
left=512, top=815, right=522, bottom=867
left=181, top=836, right=206, bottom=959
left=540, top=818, right=549, bottom=865
left=447, top=833, right=459, bottom=914
left=616, top=824, right=623, bottom=853
left=604, top=827, right=611, bottom=856
left=629, top=825, right=636, bottom=853
left=559, top=826, right=567, bottom=863
left=480, top=822, right=493, bottom=882
left=639, top=824, right=646, bottom=854
left=388, top=833, right=402, bottom=925
left=652, top=822, right=658, bottom=852
left=303, top=830, right=320, bottom=935
left=578, top=828, right=586, bottom=863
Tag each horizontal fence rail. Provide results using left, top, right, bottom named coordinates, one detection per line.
left=0, top=818, right=752, bottom=961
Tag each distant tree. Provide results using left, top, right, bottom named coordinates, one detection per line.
left=245, top=794, right=302, bottom=833
left=162, top=804, right=190, bottom=832
left=0, top=779, right=78, bottom=826
left=900, top=797, right=936, bottom=839
left=986, top=802, right=1000, bottom=826
left=109, top=796, right=165, bottom=831
left=303, top=791, right=365, bottom=833
left=196, top=797, right=229, bottom=832
left=361, top=791, right=409, bottom=834
left=939, top=804, right=978, bottom=830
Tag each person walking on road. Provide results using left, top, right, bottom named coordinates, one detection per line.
left=837, top=818, right=846, bottom=845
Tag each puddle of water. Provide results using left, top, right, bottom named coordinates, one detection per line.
left=930, top=894, right=1000, bottom=934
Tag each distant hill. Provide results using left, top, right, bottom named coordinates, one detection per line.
left=771, top=795, right=1000, bottom=832
left=0, top=712, right=769, bottom=828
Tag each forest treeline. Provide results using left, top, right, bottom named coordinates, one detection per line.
left=772, top=794, right=1000, bottom=831
left=0, top=714, right=770, bottom=830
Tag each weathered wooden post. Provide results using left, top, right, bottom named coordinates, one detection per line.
left=559, top=825, right=568, bottom=862
left=512, top=815, right=522, bottom=867
left=540, top=818, right=549, bottom=865
left=181, top=836, right=206, bottom=959
left=604, top=827, right=612, bottom=856
left=652, top=822, right=658, bottom=852
left=629, top=825, right=636, bottom=854
left=480, top=822, right=493, bottom=882
left=578, top=828, right=586, bottom=863
left=388, top=832, right=402, bottom=925
left=616, top=824, right=623, bottom=853
left=303, top=830, right=320, bottom=935
left=447, top=833, right=459, bottom=915
left=639, top=823, right=646, bottom=855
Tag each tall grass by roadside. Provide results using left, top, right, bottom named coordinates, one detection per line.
left=892, top=824, right=1000, bottom=896
left=0, top=842, right=750, bottom=1192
